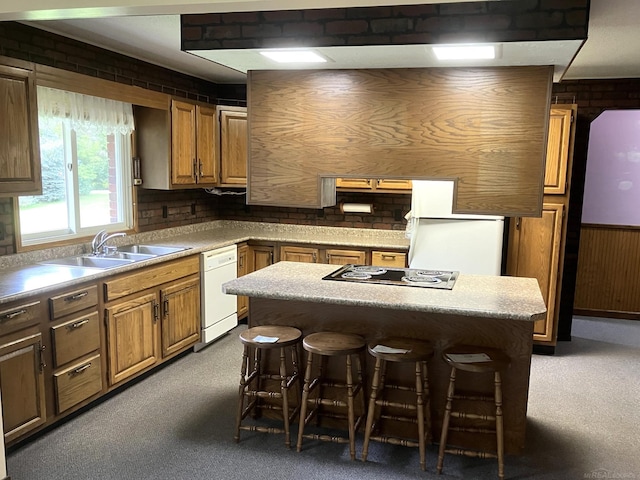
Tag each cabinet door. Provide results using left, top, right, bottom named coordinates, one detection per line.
left=0, top=62, right=41, bottom=196
left=105, top=292, right=158, bottom=385
left=325, top=248, right=366, bottom=265
left=336, top=178, right=373, bottom=190
left=171, top=100, right=197, bottom=186
left=544, top=106, right=574, bottom=195
left=371, top=251, right=407, bottom=268
left=237, top=243, right=250, bottom=319
left=0, top=330, right=46, bottom=443
left=196, top=105, right=217, bottom=185
left=219, top=108, right=247, bottom=185
left=252, top=245, right=274, bottom=270
left=280, top=245, right=319, bottom=263
left=507, top=204, right=564, bottom=342
left=375, top=179, right=412, bottom=191
left=160, top=277, right=200, bottom=357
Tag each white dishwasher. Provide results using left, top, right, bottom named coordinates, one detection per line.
left=195, top=244, right=238, bottom=352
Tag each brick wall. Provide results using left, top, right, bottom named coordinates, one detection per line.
left=136, top=189, right=220, bottom=232
left=182, top=0, right=588, bottom=51
left=218, top=192, right=410, bottom=230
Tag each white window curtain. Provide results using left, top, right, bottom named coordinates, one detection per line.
left=37, top=86, right=135, bottom=135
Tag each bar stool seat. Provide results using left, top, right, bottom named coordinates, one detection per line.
left=234, top=325, right=302, bottom=447
left=296, top=331, right=367, bottom=460
left=361, top=337, right=434, bottom=471
left=437, top=345, right=510, bottom=480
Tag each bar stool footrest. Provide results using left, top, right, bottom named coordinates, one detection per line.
left=444, top=447, right=498, bottom=459
left=368, top=434, right=420, bottom=448
left=451, top=411, right=497, bottom=422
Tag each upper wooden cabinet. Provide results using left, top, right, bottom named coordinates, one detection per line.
left=0, top=58, right=41, bottom=197
left=216, top=105, right=247, bottom=186
left=136, top=99, right=217, bottom=189
left=544, top=106, right=575, bottom=195
left=336, top=178, right=412, bottom=192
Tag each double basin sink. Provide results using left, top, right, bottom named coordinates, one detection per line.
left=40, top=245, right=190, bottom=270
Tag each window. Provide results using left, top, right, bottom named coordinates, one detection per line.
left=18, top=87, right=135, bottom=247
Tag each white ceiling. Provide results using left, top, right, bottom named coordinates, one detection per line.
left=12, top=0, right=640, bottom=84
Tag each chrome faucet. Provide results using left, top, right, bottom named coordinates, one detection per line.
left=91, top=229, right=126, bottom=255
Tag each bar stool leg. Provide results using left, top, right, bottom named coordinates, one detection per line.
left=296, top=353, right=315, bottom=452
left=346, top=353, right=356, bottom=460
left=437, top=367, right=457, bottom=474
left=278, top=347, right=291, bottom=448
left=362, top=357, right=383, bottom=462
left=234, top=345, right=250, bottom=443
left=415, top=361, right=426, bottom=471
left=495, top=371, right=505, bottom=480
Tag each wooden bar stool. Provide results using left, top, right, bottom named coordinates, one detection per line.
left=361, top=337, right=434, bottom=471
left=436, top=345, right=511, bottom=480
left=234, top=325, right=302, bottom=447
left=296, top=332, right=367, bottom=460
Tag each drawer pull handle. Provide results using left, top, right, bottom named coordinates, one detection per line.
left=65, top=291, right=89, bottom=302
left=70, top=363, right=92, bottom=376
left=381, top=254, right=396, bottom=259
left=1, top=309, right=27, bottom=320
left=67, top=319, right=90, bottom=330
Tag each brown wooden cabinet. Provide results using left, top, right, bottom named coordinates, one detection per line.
left=0, top=57, right=41, bottom=197
left=280, top=245, right=367, bottom=265
left=160, top=276, right=200, bottom=357
left=544, top=107, right=573, bottom=195
left=371, top=250, right=407, bottom=268
left=49, top=284, right=103, bottom=414
left=237, top=243, right=250, bottom=319
left=103, top=256, right=200, bottom=385
left=507, top=204, right=564, bottom=343
left=336, top=178, right=412, bottom=192
left=0, top=325, right=46, bottom=444
left=217, top=106, right=247, bottom=186
left=506, top=104, right=576, bottom=349
left=251, top=244, right=275, bottom=271
left=136, top=99, right=217, bottom=189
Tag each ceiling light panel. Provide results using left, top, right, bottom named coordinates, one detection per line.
left=259, top=50, right=327, bottom=63
left=432, top=45, right=496, bottom=60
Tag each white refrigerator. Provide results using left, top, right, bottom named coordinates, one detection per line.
left=407, top=180, right=504, bottom=275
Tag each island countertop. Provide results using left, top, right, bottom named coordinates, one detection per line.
left=222, top=261, right=546, bottom=322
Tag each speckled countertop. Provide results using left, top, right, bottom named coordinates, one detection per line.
left=222, top=261, right=547, bottom=322
left=0, top=221, right=408, bottom=305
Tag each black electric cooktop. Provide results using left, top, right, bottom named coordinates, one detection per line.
left=322, top=264, right=458, bottom=290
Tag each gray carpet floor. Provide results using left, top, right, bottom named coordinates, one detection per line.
left=6, top=316, right=640, bottom=480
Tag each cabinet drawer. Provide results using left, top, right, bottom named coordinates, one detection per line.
left=104, top=256, right=199, bottom=302
left=371, top=251, right=407, bottom=268
left=54, top=353, right=102, bottom=413
left=49, top=285, right=98, bottom=320
left=51, top=311, right=100, bottom=367
left=0, top=300, right=41, bottom=335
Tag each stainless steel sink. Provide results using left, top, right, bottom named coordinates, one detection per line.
left=40, top=255, right=135, bottom=269
left=98, top=252, right=156, bottom=261
left=117, top=244, right=190, bottom=256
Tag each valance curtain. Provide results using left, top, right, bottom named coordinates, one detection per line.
left=37, top=86, right=135, bottom=135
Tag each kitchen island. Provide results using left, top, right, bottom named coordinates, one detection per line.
left=222, top=261, right=547, bottom=455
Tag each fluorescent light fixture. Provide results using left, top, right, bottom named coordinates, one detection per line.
left=259, top=50, right=327, bottom=63
left=432, top=45, right=496, bottom=60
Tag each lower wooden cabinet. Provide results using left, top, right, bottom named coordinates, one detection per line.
left=161, top=277, right=200, bottom=357
left=251, top=244, right=275, bottom=270
left=325, top=248, right=366, bottom=265
left=103, top=256, right=201, bottom=386
left=280, top=244, right=367, bottom=264
left=105, top=292, right=159, bottom=386
left=280, top=245, right=319, bottom=263
left=53, top=353, right=102, bottom=413
left=0, top=327, right=47, bottom=443
left=507, top=204, right=564, bottom=344
left=371, top=250, right=407, bottom=268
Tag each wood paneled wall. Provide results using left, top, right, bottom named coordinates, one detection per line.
left=574, top=226, right=640, bottom=318
left=248, top=66, right=552, bottom=214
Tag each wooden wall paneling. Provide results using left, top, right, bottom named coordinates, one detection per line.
left=574, top=226, right=640, bottom=317
left=248, top=66, right=552, bottom=215
left=34, top=64, right=171, bottom=110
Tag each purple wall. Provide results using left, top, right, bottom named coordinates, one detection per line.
left=582, top=110, right=640, bottom=226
